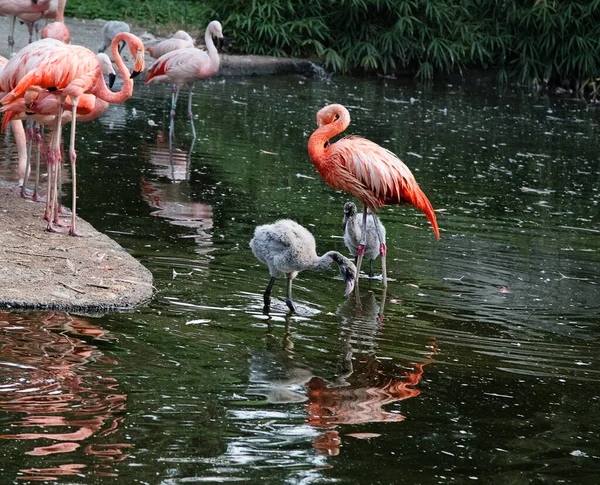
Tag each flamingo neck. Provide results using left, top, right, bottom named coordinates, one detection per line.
left=204, top=27, right=220, bottom=73
left=312, top=251, right=344, bottom=271
left=307, top=108, right=350, bottom=164
left=56, top=0, right=66, bottom=23
left=91, top=33, right=133, bottom=103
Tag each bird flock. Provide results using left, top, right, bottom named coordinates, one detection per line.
left=0, top=1, right=440, bottom=312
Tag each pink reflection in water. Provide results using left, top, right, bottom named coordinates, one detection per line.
left=0, top=311, right=130, bottom=480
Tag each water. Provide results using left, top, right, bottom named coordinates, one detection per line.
left=1, top=75, right=599, bottom=484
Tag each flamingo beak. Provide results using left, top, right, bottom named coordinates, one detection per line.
left=108, top=73, right=116, bottom=89
left=344, top=278, right=355, bottom=297
left=217, top=37, right=224, bottom=50
left=130, top=70, right=141, bottom=79
left=343, top=213, right=348, bottom=231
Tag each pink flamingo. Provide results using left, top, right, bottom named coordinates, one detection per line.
left=145, top=20, right=223, bottom=141
left=0, top=55, right=28, bottom=195
left=1, top=33, right=145, bottom=235
left=146, top=30, right=194, bottom=58
left=308, top=104, right=440, bottom=287
left=0, top=0, right=52, bottom=54
left=40, top=0, right=69, bottom=43
left=1, top=52, right=114, bottom=202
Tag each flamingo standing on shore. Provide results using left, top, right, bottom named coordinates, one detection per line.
left=2, top=53, right=115, bottom=202
left=146, top=30, right=194, bottom=58
left=40, top=0, right=69, bottom=43
left=1, top=32, right=145, bottom=235
left=307, top=104, right=440, bottom=286
left=0, top=0, right=51, bottom=54
left=250, top=219, right=357, bottom=312
left=145, top=20, right=223, bottom=141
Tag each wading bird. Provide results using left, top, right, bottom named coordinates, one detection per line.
left=250, top=219, right=357, bottom=313
left=146, top=30, right=194, bottom=58
left=343, top=201, right=387, bottom=283
left=307, top=104, right=440, bottom=286
left=0, top=0, right=51, bottom=55
left=145, top=20, right=223, bottom=141
left=0, top=55, right=27, bottom=193
left=98, top=20, right=130, bottom=53
left=1, top=33, right=145, bottom=235
left=40, top=0, right=69, bottom=43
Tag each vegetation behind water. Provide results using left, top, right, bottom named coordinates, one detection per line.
left=67, top=0, right=600, bottom=92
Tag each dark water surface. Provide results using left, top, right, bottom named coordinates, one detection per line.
left=1, top=74, right=599, bottom=484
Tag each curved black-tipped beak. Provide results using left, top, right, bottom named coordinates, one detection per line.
left=342, top=213, right=348, bottom=231
left=108, top=73, right=116, bottom=89
left=217, top=37, right=224, bottom=51
left=130, top=70, right=141, bottom=79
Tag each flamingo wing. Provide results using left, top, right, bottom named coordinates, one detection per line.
left=145, top=48, right=209, bottom=85
left=330, top=136, right=440, bottom=239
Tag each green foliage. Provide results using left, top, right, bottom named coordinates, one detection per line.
left=65, top=0, right=209, bottom=31
left=65, top=0, right=600, bottom=91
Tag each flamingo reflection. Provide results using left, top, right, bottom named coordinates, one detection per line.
left=142, top=130, right=213, bottom=252
left=0, top=311, right=130, bottom=480
left=247, top=289, right=437, bottom=457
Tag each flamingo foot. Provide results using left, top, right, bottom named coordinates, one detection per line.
left=20, top=187, right=33, bottom=199
left=69, top=228, right=87, bottom=237
left=46, top=222, right=62, bottom=233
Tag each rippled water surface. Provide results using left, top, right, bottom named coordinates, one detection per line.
left=1, top=74, right=599, bottom=484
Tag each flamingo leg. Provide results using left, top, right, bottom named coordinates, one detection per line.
left=169, top=86, right=181, bottom=145
left=33, top=125, right=43, bottom=201
left=9, top=16, right=16, bottom=56
left=21, top=122, right=33, bottom=197
left=46, top=105, right=65, bottom=233
left=372, top=214, right=387, bottom=287
left=354, top=207, right=368, bottom=286
left=285, top=276, right=296, bottom=313
left=263, top=276, right=276, bottom=309
left=187, top=85, right=196, bottom=139
left=68, top=98, right=84, bottom=237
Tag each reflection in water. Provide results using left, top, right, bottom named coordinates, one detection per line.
left=247, top=289, right=437, bottom=457
left=0, top=312, right=129, bottom=480
left=142, top=131, right=214, bottom=253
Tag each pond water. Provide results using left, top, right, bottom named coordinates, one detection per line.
left=0, top=73, right=599, bottom=484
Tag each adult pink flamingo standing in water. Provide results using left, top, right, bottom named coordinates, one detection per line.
left=307, top=104, right=440, bottom=287
left=1, top=32, right=145, bottom=235
left=145, top=20, right=223, bottom=142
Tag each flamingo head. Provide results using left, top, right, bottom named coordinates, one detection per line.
left=316, top=103, right=349, bottom=128
left=207, top=20, right=224, bottom=49
left=343, top=201, right=357, bottom=229
left=96, top=53, right=116, bottom=88
left=113, top=32, right=145, bottom=78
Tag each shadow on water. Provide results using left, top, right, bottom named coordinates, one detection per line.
left=0, top=76, right=599, bottom=482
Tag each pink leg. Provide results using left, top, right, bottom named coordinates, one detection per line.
left=354, top=207, right=369, bottom=287
left=68, top=99, right=85, bottom=237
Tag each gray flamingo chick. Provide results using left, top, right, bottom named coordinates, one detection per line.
left=250, top=219, right=357, bottom=312
left=343, top=202, right=387, bottom=285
